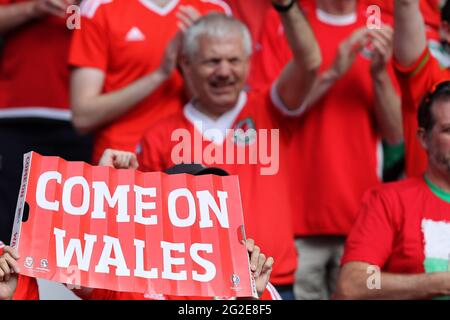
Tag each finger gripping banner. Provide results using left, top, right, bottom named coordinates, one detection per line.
left=11, top=152, right=256, bottom=298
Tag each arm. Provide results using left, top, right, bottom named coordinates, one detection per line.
left=336, top=261, right=450, bottom=300
left=393, top=0, right=427, bottom=67
left=0, top=0, right=72, bottom=35
left=370, top=26, right=403, bottom=145
left=274, top=0, right=322, bottom=110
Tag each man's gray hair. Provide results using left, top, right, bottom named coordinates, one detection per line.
left=182, top=13, right=253, bottom=59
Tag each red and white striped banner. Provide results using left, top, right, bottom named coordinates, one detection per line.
left=11, top=152, right=256, bottom=298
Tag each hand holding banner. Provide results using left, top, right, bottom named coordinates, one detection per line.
left=11, top=152, right=257, bottom=298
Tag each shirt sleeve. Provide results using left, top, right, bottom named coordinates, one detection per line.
left=68, top=5, right=109, bottom=71
left=394, top=48, right=448, bottom=111
left=341, top=188, right=398, bottom=268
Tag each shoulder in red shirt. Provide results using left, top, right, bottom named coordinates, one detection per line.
left=342, top=177, right=450, bottom=275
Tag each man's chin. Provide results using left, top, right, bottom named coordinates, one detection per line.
left=209, top=94, right=239, bottom=108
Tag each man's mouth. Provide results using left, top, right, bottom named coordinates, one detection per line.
left=209, top=83, right=236, bottom=94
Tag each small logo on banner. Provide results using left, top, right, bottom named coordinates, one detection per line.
left=40, top=259, right=49, bottom=269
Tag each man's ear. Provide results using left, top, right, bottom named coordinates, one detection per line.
left=417, top=128, right=429, bottom=151
left=179, top=54, right=190, bottom=75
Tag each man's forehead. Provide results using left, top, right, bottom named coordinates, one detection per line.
left=198, top=34, right=245, bottom=53
left=432, top=99, right=450, bottom=122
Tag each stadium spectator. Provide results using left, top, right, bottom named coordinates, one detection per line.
left=250, top=0, right=403, bottom=300
left=337, top=80, right=450, bottom=300
left=115, top=0, right=322, bottom=299
left=394, top=0, right=450, bottom=177
left=0, top=0, right=93, bottom=244
left=69, top=0, right=231, bottom=164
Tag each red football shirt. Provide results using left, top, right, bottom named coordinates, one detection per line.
left=136, top=90, right=297, bottom=285
left=395, top=49, right=450, bottom=177
left=342, top=177, right=450, bottom=276
left=0, top=0, right=72, bottom=120
left=251, top=1, right=400, bottom=236
left=69, top=0, right=230, bottom=163
left=12, top=275, right=39, bottom=300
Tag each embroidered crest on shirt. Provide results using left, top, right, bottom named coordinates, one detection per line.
left=233, top=118, right=256, bottom=146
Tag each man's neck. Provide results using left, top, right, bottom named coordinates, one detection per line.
left=316, top=0, right=356, bottom=15
left=192, top=100, right=223, bottom=121
left=425, top=167, right=450, bottom=194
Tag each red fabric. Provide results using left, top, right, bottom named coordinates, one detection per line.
left=137, top=90, right=297, bottom=285
left=342, top=177, right=450, bottom=273
left=394, top=49, right=450, bottom=177
left=69, top=0, right=229, bottom=163
left=223, top=0, right=271, bottom=42
left=0, top=0, right=72, bottom=112
left=251, top=1, right=399, bottom=235
left=12, top=275, right=39, bottom=300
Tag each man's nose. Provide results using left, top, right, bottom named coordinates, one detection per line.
left=215, top=61, right=232, bottom=78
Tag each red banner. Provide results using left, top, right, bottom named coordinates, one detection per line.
left=11, top=152, right=257, bottom=298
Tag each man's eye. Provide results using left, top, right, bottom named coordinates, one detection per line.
left=205, top=59, right=220, bottom=65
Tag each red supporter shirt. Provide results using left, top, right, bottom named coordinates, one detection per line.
left=0, top=0, right=72, bottom=120
left=69, top=0, right=230, bottom=163
left=395, top=49, right=450, bottom=177
left=12, top=275, right=39, bottom=300
left=136, top=90, right=298, bottom=285
left=251, top=1, right=399, bottom=236
left=342, top=177, right=450, bottom=276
